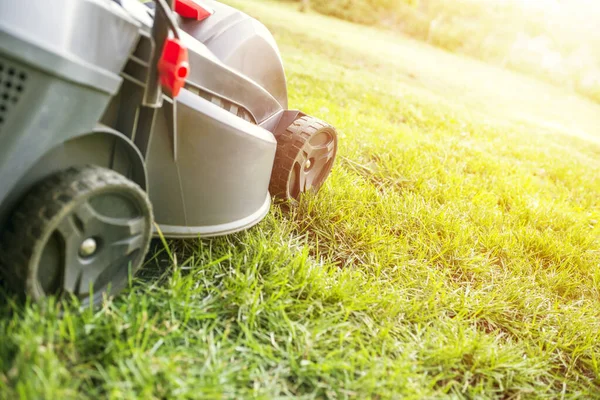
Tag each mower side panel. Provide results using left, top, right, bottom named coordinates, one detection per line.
left=0, top=0, right=141, bottom=226
left=146, top=89, right=277, bottom=237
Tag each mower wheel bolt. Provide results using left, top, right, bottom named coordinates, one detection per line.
left=79, top=238, right=97, bottom=257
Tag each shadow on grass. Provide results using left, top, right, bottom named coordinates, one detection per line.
left=0, top=238, right=178, bottom=322
left=135, top=239, right=175, bottom=286
left=0, top=278, right=17, bottom=321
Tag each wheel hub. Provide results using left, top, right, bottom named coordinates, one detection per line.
left=304, top=158, right=312, bottom=170
left=79, top=237, right=98, bottom=257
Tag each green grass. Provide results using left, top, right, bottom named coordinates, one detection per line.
left=2, top=0, right=600, bottom=398
left=285, top=0, right=600, bottom=104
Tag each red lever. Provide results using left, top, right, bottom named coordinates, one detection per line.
left=174, top=0, right=213, bottom=21
left=157, top=38, right=189, bottom=97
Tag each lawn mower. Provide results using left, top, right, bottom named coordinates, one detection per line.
left=0, top=0, right=337, bottom=306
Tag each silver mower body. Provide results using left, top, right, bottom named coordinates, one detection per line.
left=0, top=0, right=303, bottom=237
left=0, top=0, right=337, bottom=305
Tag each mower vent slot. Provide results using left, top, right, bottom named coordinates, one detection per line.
left=122, top=32, right=152, bottom=88
left=185, top=84, right=256, bottom=124
left=0, top=60, right=27, bottom=128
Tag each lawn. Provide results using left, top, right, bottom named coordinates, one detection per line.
left=2, top=0, right=600, bottom=398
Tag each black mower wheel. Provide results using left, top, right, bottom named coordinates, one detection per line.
left=0, top=166, right=153, bottom=307
left=270, top=116, right=337, bottom=201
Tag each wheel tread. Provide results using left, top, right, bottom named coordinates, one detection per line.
left=269, top=116, right=337, bottom=200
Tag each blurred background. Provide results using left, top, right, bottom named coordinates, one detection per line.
left=282, top=0, right=600, bottom=104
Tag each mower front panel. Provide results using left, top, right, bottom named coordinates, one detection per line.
left=146, top=89, right=277, bottom=237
